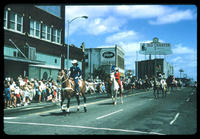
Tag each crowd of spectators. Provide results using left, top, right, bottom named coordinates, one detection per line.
left=3, top=75, right=61, bottom=109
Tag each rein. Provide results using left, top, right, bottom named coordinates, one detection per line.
left=58, top=75, right=68, bottom=84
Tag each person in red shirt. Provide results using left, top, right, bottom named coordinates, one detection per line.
left=115, top=67, right=122, bottom=94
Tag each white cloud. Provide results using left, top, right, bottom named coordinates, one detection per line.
left=65, top=6, right=110, bottom=20
left=105, top=30, right=138, bottom=43
left=149, top=9, right=194, bottom=25
left=172, top=43, right=195, bottom=54
left=65, top=5, right=195, bottom=36
left=115, top=5, right=195, bottom=25
left=87, top=16, right=124, bottom=35
left=115, top=5, right=168, bottom=19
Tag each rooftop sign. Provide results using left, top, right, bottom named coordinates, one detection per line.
left=139, top=37, right=173, bottom=55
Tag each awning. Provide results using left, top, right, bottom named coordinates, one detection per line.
left=4, top=56, right=45, bottom=65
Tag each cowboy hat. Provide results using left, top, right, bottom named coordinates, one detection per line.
left=72, top=59, right=78, bottom=64
left=115, top=67, right=119, bottom=71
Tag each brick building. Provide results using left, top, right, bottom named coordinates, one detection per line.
left=4, top=4, right=84, bottom=81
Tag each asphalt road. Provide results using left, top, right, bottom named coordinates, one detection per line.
left=3, top=87, right=197, bottom=135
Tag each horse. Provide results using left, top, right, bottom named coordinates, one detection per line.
left=166, top=75, right=177, bottom=92
left=160, top=78, right=167, bottom=98
left=143, top=78, right=152, bottom=91
left=57, top=70, right=87, bottom=113
left=110, top=72, right=123, bottom=105
left=153, top=77, right=167, bottom=99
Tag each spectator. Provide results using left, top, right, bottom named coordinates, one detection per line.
left=52, top=81, right=57, bottom=102
left=38, top=81, right=43, bottom=103
left=28, top=80, right=34, bottom=103
left=4, top=80, right=11, bottom=108
left=15, top=86, right=22, bottom=107
left=23, top=84, right=30, bottom=106
left=3, top=75, right=67, bottom=109
left=9, top=79, right=16, bottom=108
left=24, top=76, right=29, bottom=84
left=40, top=80, right=47, bottom=102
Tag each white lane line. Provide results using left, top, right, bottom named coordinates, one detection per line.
left=96, top=109, right=123, bottom=120
left=170, top=113, right=180, bottom=125
left=4, top=121, right=165, bottom=135
left=22, top=106, right=45, bottom=110
left=4, top=117, right=19, bottom=120
left=186, top=98, right=190, bottom=102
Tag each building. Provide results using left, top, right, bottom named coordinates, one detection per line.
left=4, top=4, right=84, bottom=81
left=135, top=58, right=173, bottom=79
left=84, top=45, right=125, bottom=80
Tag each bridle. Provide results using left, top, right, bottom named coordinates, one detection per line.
left=58, top=73, right=68, bottom=85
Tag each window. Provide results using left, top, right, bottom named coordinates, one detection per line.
left=41, top=24, right=47, bottom=39
left=52, top=28, right=61, bottom=44
left=30, top=20, right=40, bottom=38
left=57, top=30, right=61, bottom=44
left=8, top=11, right=23, bottom=32
left=52, top=28, right=56, bottom=42
left=4, top=10, right=8, bottom=28
left=41, top=24, right=51, bottom=41
left=47, top=26, right=51, bottom=41
left=9, top=12, right=16, bottom=30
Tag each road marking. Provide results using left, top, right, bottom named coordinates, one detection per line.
left=4, top=117, right=19, bottom=120
left=170, top=113, right=180, bottom=125
left=96, top=109, right=123, bottom=120
left=4, top=121, right=165, bottom=135
left=186, top=98, right=190, bottom=102
left=22, top=106, right=45, bottom=110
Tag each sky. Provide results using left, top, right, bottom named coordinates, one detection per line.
left=65, top=5, right=197, bottom=81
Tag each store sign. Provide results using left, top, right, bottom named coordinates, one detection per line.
left=102, top=51, right=115, bottom=58
left=139, top=37, right=172, bottom=55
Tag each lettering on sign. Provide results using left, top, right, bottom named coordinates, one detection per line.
left=102, top=51, right=115, bottom=58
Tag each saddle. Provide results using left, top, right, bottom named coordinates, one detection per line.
left=69, top=78, right=83, bottom=88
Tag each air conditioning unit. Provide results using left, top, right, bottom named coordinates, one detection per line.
left=28, top=47, right=36, bottom=60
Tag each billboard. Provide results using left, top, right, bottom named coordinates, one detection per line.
left=139, top=37, right=172, bottom=55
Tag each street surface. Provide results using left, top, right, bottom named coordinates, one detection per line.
left=4, top=87, right=197, bottom=135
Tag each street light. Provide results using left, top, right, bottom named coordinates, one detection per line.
left=66, top=16, right=88, bottom=71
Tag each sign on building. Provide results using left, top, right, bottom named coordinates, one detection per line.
left=101, top=49, right=115, bottom=65
left=139, top=37, right=172, bottom=55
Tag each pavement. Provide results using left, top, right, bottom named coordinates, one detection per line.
left=4, top=87, right=197, bottom=135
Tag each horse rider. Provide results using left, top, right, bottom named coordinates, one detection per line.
left=68, top=60, right=82, bottom=96
left=114, top=67, right=122, bottom=94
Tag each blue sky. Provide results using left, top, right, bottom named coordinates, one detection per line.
left=65, top=5, right=197, bottom=81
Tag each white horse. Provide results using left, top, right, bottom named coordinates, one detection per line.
left=160, top=78, right=167, bottom=97
left=110, top=72, right=123, bottom=105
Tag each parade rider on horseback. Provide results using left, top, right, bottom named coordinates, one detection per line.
left=111, top=65, right=122, bottom=94
left=68, top=60, right=82, bottom=96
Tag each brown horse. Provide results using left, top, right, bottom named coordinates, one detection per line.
left=57, top=70, right=87, bottom=113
